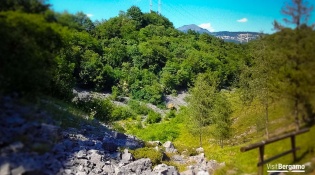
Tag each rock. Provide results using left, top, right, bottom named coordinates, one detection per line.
left=76, top=171, right=87, bottom=175
left=180, top=168, right=195, bottom=175
left=64, top=169, right=72, bottom=174
left=11, top=165, right=28, bottom=175
left=77, top=150, right=87, bottom=159
left=88, top=150, right=103, bottom=164
left=103, top=164, right=115, bottom=174
left=196, top=147, right=204, bottom=154
left=197, top=170, right=209, bottom=175
left=172, top=155, right=184, bottom=163
left=10, top=141, right=24, bottom=152
left=118, top=158, right=152, bottom=175
left=147, top=141, right=162, bottom=146
left=102, top=140, right=118, bottom=152
left=0, top=163, right=10, bottom=175
left=153, top=164, right=179, bottom=175
left=121, top=149, right=134, bottom=164
left=163, top=141, right=177, bottom=153
left=113, top=131, right=127, bottom=139
left=304, top=161, right=312, bottom=168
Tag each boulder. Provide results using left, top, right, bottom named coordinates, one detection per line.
left=117, top=158, right=152, bottom=175
left=77, top=150, right=87, bottom=159
left=153, top=164, right=179, bottom=175
left=102, top=140, right=118, bottom=152
left=121, top=149, right=134, bottom=164
left=197, top=170, right=209, bottom=175
left=196, top=147, right=204, bottom=154
left=113, top=131, right=127, bottom=139
left=0, top=163, right=10, bottom=175
left=163, top=141, right=177, bottom=153
left=88, top=150, right=103, bottom=165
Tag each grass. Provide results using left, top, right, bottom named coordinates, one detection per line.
left=38, top=96, right=93, bottom=128
left=127, top=89, right=315, bottom=174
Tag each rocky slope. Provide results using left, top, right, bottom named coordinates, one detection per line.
left=0, top=95, right=223, bottom=175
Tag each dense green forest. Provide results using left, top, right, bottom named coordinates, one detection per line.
left=1, top=0, right=315, bottom=174
left=0, top=0, right=248, bottom=103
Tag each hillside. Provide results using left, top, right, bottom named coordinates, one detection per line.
left=177, top=24, right=260, bottom=43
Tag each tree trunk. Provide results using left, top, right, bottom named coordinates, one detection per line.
left=265, top=100, right=269, bottom=139
left=294, top=99, right=300, bottom=131
left=199, top=128, right=202, bottom=147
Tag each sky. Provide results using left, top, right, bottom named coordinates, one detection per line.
left=48, top=0, right=315, bottom=33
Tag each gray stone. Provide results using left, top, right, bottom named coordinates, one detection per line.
left=76, top=171, right=87, bottom=175
left=65, top=169, right=72, bottom=174
left=118, top=158, right=152, bottom=175
left=196, top=170, right=209, bottom=175
left=11, top=165, right=27, bottom=175
left=102, top=141, right=118, bottom=152
left=153, top=164, right=179, bottom=175
left=172, top=155, right=183, bottom=162
left=10, top=141, right=24, bottom=152
left=113, top=131, right=127, bottom=139
left=196, top=147, right=204, bottom=154
left=163, top=141, right=177, bottom=153
left=89, top=152, right=102, bottom=165
left=103, top=165, right=115, bottom=174
left=147, top=141, right=162, bottom=146
left=121, top=149, right=134, bottom=164
left=0, top=163, right=10, bottom=175
left=77, top=150, right=87, bottom=159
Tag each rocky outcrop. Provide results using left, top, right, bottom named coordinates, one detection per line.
left=0, top=96, right=222, bottom=175
left=153, top=164, right=179, bottom=175
left=0, top=96, right=146, bottom=175
left=163, top=141, right=177, bottom=153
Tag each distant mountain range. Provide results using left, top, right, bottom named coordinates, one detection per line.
left=177, top=24, right=261, bottom=43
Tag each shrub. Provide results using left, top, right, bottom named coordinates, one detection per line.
left=146, top=111, right=162, bottom=124
left=111, top=106, right=136, bottom=121
left=128, top=100, right=151, bottom=115
left=91, top=98, right=113, bottom=122
left=165, top=110, right=176, bottom=120
left=131, top=147, right=163, bottom=165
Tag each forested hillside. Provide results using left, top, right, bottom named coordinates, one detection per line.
left=1, top=0, right=315, bottom=174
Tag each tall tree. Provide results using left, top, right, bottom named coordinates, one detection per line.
left=273, top=0, right=315, bottom=130
left=212, top=92, right=232, bottom=148
left=240, top=36, right=277, bottom=138
left=187, top=73, right=217, bottom=147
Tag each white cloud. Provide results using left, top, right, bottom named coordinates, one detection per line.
left=237, top=18, right=248, bottom=23
left=198, top=23, right=215, bottom=32
left=86, top=14, right=94, bottom=18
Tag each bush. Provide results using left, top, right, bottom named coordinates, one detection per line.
left=146, top=111, right=162, bottom=124
left=92, top=98, right=114, bottom=122
left=165, top=110, right=176, bottom=120
left=0, top=11, right=63, bottom=95
left=128, top=100, right=151, bottom=115
left=131, top=147, right=163, bottom=165
left=111, top=106, right=136, bottom=121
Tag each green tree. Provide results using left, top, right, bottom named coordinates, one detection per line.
left=0, top=0, right=50, bottom=13
left=187, top=73, right=218, bottom=147
left=273, top=0, right=315, bottom=130
left=240, top=36, right=276, bottom=138
left=212, top=92, right=232, bottom=148
left=0, top=11, right=62, bottom=95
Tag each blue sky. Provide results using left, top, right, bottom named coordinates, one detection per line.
left=48, top=0, right=315, bottom=33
